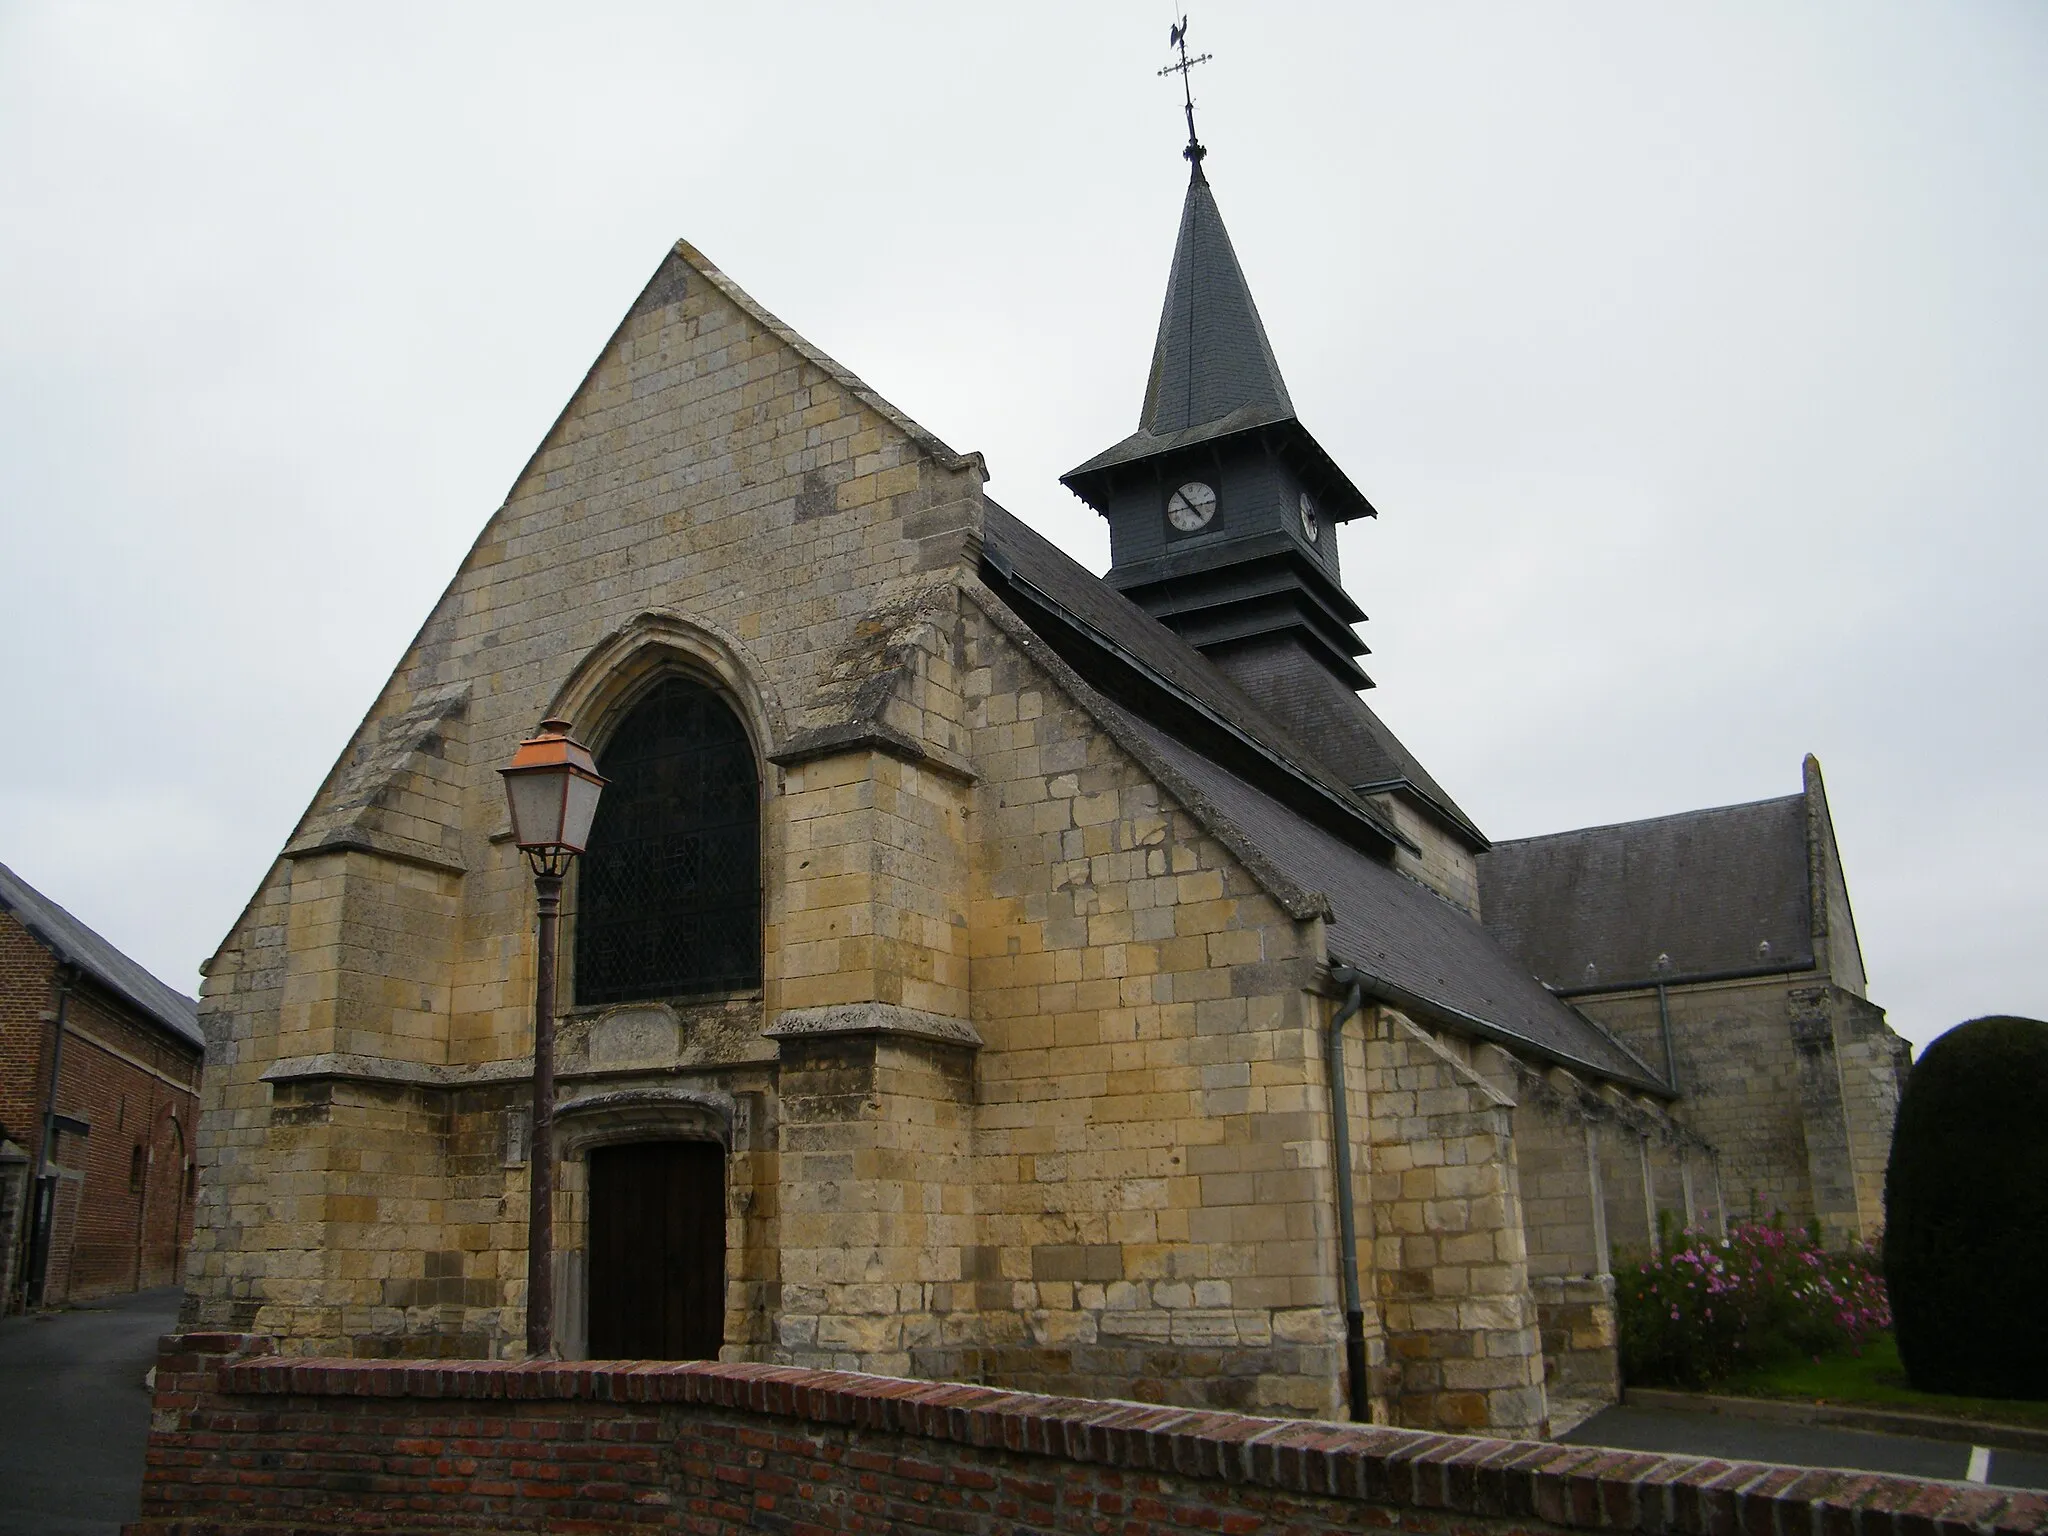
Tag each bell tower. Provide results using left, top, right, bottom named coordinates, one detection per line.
left=1061, top=137, right=1379, bottom=688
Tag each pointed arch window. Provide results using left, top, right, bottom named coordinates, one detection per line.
left=575, top=676, right=761, bottom=1004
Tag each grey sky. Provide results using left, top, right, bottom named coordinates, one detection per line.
left=1, top=2, right=2041, bottom=1053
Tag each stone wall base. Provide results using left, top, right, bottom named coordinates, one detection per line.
left=1533, top=1271, right=1621, bottom=1421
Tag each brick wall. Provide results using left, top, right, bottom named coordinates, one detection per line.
left=2, top=907, right=202, bottom=1308
left=129, top=1334, right=2047, bottom=1536
left=39, top=978, right=202, bottom=1302
left=0, top=909, right=56, bottom=1153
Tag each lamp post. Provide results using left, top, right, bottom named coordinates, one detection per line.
left=500, top=717, right=606, bottom=1358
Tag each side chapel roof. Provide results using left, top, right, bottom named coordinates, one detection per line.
left=1479, top=794, right=1816, bottom=992
left=0, top=861, right=204, bottom=1049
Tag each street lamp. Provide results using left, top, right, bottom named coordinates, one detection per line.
left=499, top=716, right=605, bottom=1358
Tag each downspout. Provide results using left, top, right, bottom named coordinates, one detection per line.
left=133, top=1078, right=158, bottom=1291
left=1656, top=982, right=1681, bottom=1094
left=1325, top=964, right=1370, bottom=1423
left=25, top=964, right=75, bottom=1308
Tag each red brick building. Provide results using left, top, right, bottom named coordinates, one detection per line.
left=1, top=861, right=203, bottom=1310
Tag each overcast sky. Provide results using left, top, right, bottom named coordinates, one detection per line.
left=2, top=2, right=2041, bottom=1053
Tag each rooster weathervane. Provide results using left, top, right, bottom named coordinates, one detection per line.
left=1158, top=16, right=1214, bottom=166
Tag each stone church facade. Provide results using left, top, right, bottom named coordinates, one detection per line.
left=181, top=157, right=1908, bottom=1437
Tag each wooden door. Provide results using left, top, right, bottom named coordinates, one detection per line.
left=586, top=1140, right=726, bottom=1359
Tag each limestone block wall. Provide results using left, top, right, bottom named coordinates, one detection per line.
left=1830, top=990, right=1908, bottom=1237
left=1585, top=968, right=1900, bottom=1244
left=1372, top=794, right=1480, bottom=916
left=184, top=238, right=992, bottom=1351
left=957, top=604, right=1348, bottom=1418
left=768, top=1029, right=976, bottom=1379
left=1593, top=1095, right=1655, bottom=1258
left=1578, top=977, right=1826, bottom=1231
left=1784, top=986, right=1863, bottom=1244
left=1499, top=1066, right=1606, bottom=1283
left=185, top=871, right=290, bottom=1333
left=771, top=742, right=972, bottom=1021
left=276, top=851, right=465, bottom=1070
left=1362, top=1013, right=1545, bottom=1438
left=1490, top=1059, right=1619, bottom=1411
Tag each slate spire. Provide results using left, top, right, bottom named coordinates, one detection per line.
left=1140, top=166, right=1296, bottom=438
left=1062, top=101, right=1385, bottom=692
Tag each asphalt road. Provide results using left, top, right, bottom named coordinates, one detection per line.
left=0, top=1287, right=181, bottom=1536
left=1567, top=1404, right=2048, bottom=1492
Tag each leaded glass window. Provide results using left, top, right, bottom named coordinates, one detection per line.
left=575, top=677, right=761, bottom=1004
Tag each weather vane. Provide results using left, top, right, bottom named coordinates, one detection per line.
left=1158, top=16, right=1213, bottom=166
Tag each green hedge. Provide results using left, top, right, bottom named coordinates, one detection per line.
left=1882, top=1015, right=2048, bottom=1399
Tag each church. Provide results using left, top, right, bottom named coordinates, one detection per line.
left=180, top=129, right=1909, bottom=1437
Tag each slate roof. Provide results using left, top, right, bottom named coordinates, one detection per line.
left=1139, top=166, right=1293, bottom=437
left=978, top=506, right=1662, bottom=1089
left=1105, top=706, right=1661, bottom=1087
left=980, top=501, right=1406, bottom=855
left=1211, top=638, right=1486, bottom=848
left=1478, top=796, right=1814, bottom=992
left=0, top=862, right=203, bottom=1049
left=1060, top=169, right=1378, bottom=526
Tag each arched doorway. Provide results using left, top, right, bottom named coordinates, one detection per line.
left=585, top=1140, right=726, bottom=1359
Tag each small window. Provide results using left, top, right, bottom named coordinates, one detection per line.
left=129, top=1144, right=145, bottom=1193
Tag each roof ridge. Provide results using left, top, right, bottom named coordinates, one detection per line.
left=672, top=241, right=988, bottom=481
left=1489, top=790, right=1806, bottom=849
left=979, top=500, right=1408, bottom=855
left=0, top=861, right=202, bottom=1047
left=960, top=583, right=1332, bottom=924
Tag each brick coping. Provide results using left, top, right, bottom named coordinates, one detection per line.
left=174, top=1338, right=2048, bottom=1535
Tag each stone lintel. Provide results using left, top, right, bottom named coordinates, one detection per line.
left=768, top=722, right=976, bottom=783
left=766, top=1002, right=982, bottom=1050
left=280, top=827, right=468, bottom=876
left=263, top=1052, right=771, bottom=1092
left=553, top=1086, right=737, bottom=1152
left=263, top=1054, right=530, bottom=1090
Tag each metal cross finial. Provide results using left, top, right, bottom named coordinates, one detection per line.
left=1158, top=16, right=1213, bottom=168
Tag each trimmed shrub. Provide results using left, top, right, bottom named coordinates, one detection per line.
left=1883, top=1014, right=2048, bottom=1399
left=1618, top=1219, right=1888, bottom=1389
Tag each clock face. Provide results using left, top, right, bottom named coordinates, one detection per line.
left=1299, top=492, right=1319, bottom=544
left=1166, top=481, right=1217, bottom=532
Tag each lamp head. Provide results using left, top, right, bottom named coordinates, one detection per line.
left=499, top=717, right=606, bottom=875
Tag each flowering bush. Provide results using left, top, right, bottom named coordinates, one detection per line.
left=1616, top=1218, right=1891, bottom=1389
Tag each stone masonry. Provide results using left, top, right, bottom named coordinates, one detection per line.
left=172, top=228, right=1837, bottom=1446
